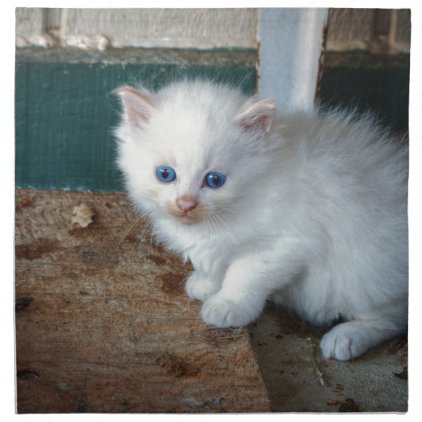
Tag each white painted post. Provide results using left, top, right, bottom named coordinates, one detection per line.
left=257, top=8, right=329, bottom=112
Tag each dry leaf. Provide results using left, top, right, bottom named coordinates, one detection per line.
left=72, top=203, right=95, bottom=228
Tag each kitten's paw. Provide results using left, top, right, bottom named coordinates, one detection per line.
left=185, top=272, right=219, bottom=302
left=320, top=322, right=371, bottom=361
left=201, top=295, right=258, bottom=328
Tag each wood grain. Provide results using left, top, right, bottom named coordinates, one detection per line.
left=15, top=189, right=270, bottom=413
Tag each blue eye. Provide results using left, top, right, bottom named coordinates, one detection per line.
left=204, top=171, right=226, bottom=189
left=156, top=166, right=176, bottom=183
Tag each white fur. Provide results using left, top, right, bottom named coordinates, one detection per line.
left=115, top=80, right=408, bottom=361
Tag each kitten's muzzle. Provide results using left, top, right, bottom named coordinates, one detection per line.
left=165, top=195, right=206, bottom=224
left=176, top=195, right=198, bottom=214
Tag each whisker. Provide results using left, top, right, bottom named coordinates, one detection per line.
left=115, top=214, right=144, bottom=250
left=206, top=214, right=218, bottom=238
left=211, top=211, right=238, bottom=244
left=213, top=201, right=237, bottom=217
left=139, top=218, right=152, bottom=243
left=143, top=211, right=159, bottom=254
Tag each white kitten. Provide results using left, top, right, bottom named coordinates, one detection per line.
left=115, top=80, right=408, bottom=361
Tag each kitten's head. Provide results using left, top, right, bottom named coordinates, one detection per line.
left=114, top=80, right=276, bottom=226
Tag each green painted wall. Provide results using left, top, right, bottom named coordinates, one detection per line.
left=319, top=52, right=410, bottom=135
left=15, top=48, right=409, bottom=191
left=15, top=48, right=257, bottom=191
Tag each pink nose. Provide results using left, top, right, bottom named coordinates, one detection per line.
left=176, top=196, right=198, bottom=213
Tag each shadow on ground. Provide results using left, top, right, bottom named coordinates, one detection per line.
left=249, top=304, right=408, bottom=412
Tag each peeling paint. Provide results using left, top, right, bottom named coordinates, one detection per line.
left=64, top=34, right=110, bottom=51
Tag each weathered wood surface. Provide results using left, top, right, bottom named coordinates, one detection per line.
left=15, top=189, right=271, bottom=413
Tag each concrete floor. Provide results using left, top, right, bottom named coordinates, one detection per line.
left=249, top=303, right=408, bottom=412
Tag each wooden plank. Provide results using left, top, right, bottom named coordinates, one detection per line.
left=15, top=189, right=271, bottom=413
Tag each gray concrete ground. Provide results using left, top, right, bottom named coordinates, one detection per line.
left=249, top=303, right=408, bottom=412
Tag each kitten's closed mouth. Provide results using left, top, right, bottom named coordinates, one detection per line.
left=175, top=214, right=200, bottom=225
left=165, top=204, right=205, bottom=225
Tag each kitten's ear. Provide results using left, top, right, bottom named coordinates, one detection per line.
left=236, top=99, right=276, bottom=134
left=114, top=86, right=155, bottom=127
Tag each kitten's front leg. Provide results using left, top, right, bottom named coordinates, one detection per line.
left=185, top=271, right=221, bottom=302
left=201, top=244, right=305, bottom=328
left=184, top=258, right=227, bottom=302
